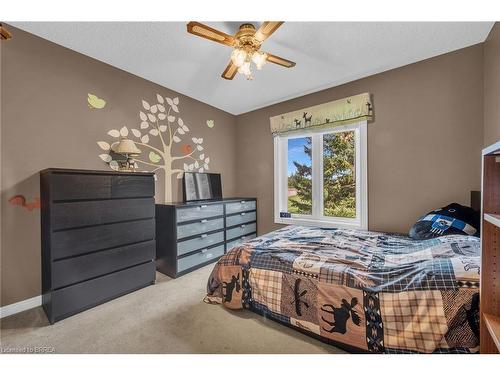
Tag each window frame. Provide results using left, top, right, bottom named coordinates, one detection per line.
left=273, top=120, right=368, bottom=229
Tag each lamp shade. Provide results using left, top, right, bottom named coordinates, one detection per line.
left=114, top=138, right=141, bottom=155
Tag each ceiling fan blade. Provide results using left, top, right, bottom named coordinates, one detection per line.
left=187, top=22, right=236, bottom=47
left=0, top=24, right=12, bottom=40
left=221, top=61, right=238, bottom=80
left=254, top=21, right=284, bottom=43
left=266, top=53, right=296, bottom=68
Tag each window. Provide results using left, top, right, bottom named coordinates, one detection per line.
left=274, top=120, right=367, bottom=229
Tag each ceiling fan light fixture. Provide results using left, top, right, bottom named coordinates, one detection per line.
left=252, top=51, right=267, bottom=70
left=237, top=61, right=253, bottom=80
left=231, top=48, right=247, bottom=67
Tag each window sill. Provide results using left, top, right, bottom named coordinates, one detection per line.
left=274, top=216, right=366, bottom=230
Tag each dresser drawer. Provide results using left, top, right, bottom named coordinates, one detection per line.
left=225, top=200, right=256, bottom=214
left=226, top=233, right=257, bottom=251
left=110, top=175, right=154, bottom=198
left=226, top=211, right=256, bottom=227
left=51, top=240, right=155, bottom=289
left=51, top=198, right=154, bottom=230
left=176, top=204, right=223, bottom=223
left=51, top=173, right=154, bottom=201
left=177, top=217, right=224, bottom=240
left=177, top=230, right=224, bottom=256
left=50, top=261, right=155, bottom=322
left=177, top=245, right=224, bottom=273
left=226, top=222, right=257, bottom=241
left=51, top=219, right=155, bottom=260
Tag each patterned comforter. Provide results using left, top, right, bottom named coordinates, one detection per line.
left=205, top=226, right=480, bottom=353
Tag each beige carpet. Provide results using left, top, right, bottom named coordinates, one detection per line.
left=0, top=265, right=344, bottom=354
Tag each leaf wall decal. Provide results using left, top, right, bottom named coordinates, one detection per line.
left=108, top=129, right=120, bottom=137
left=109, top=160, right=119, bottom=171
left=99, top=154, right=112, bottom=162
left=97, top=141, right=110, bottom=150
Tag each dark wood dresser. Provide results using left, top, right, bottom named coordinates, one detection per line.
left=156, top=198, right=257, bottom=278
left=40, top=168, right=156, bottom=324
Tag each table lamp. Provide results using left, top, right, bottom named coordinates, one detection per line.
left=114, top=137, right=141, bottom=172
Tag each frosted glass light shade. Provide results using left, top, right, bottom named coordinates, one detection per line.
left=238, top=61, right=251, bottom=76
left=231, top=49, right=247, bottom=67
left=252, top=51, right=267, bottom=70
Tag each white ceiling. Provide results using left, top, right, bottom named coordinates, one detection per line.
left=12, top=22, right=494, bottom=115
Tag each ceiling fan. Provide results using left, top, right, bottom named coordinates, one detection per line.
left=186, top=21, right=296, bottom=80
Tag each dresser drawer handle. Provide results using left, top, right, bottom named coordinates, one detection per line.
left=240, top=224, right=246, bottom=228
left=201, top=248, right=208, bottom=253
left=201, top=219, right=208, bottom=223
left=240, top=200, right=246, bottom=204
left=241, top=236, right=247, bottom=240
left=200, top=234, right=208, bottom=238
left=240, top=212, right=246, bottom=216
left=200, top=205, right=208, bottom=208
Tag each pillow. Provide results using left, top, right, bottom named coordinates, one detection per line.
left=409, top=203, right=480, bottom=240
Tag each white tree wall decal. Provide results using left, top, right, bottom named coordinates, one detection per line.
left=97, top=94, right=210, bottom=202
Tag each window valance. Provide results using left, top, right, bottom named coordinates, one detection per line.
left=269, top=92, right=373, bottom=136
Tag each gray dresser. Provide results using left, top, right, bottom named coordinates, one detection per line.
left=40, top=168, right=156, bottom=323
left=155, top=198, right=257, bottom=278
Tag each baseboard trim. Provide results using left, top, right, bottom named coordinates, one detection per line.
left=0, top=295, right=42, bottom=319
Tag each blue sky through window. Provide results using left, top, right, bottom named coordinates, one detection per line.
left=288, top=137, right=311, bottom=176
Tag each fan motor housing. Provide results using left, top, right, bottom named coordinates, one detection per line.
left=236, top=23, right=260, bottom=49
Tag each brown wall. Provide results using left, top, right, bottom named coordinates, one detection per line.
left=235, top=44, right=485, bottom=235
left=484, top=22, right=500, bottom=146
left=0, top=26, right=237, bottom=306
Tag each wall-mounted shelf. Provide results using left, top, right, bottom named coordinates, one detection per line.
left=484, top=314, right=500, bottom=352
left=484, top=213, right=500, bottom=228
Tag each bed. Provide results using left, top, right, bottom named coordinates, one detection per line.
left=205, top=225, right=480, bottom=353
